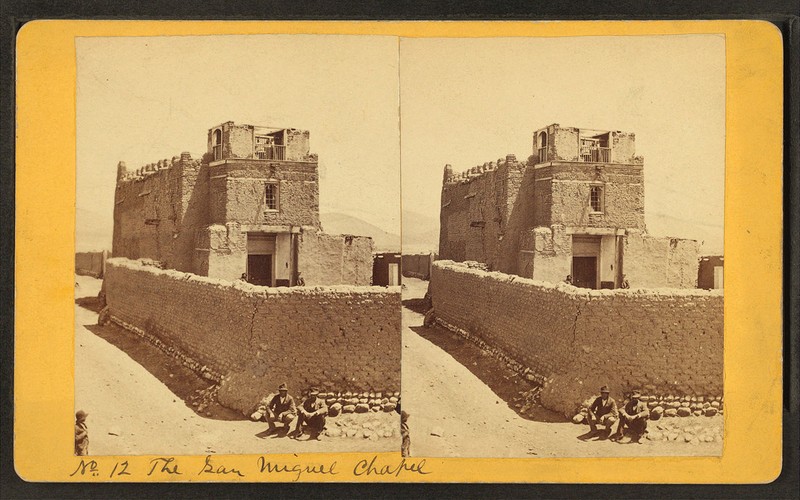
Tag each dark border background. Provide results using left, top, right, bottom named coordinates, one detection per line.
left=1, top=2, right=797, bottom=498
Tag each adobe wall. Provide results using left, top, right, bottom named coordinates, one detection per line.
left=284, top=129, right=311, bottom=161
left=429, top=261, right=723, bottom=416
left=518, top=226, right=572, bottom=282
left=227, top=125, right=254, bottom=159
left=536, top=125, right=638, bottom=164
left=75, top=251, right=107, bottom=278
left=104, top=258, right=400, bottom=415
left=208, top=123, right=311, bottom=162
left=551, top=126, right=580, bottom=161
left=297, top=229, right=374, bottom=286
left=609, top=131, right=637, bottom=163
left=624, top=231, right=700, bottom=288
left=193, top=223, right=252, bottom=282
left=401, top=253, right=436, bottom=280
left=439, top=157, right=646, bottom=278
left=112, top=155, right=208, bottom=273
left=209, top=160, right=320, bottom=228
left=535, top=163, right=645, bottom=230
left=438, top=159, right=526, bottom=273
left=439, top=167, right=501, bottom=265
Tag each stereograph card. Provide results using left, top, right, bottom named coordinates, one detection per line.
left=13, top=20, right=783, bottom=484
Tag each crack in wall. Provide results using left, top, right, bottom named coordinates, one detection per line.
left=571, top=299, right=583, bottom=346
left=247, top=297, right=260, bottom=348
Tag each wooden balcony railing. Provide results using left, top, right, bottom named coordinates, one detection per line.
left=579, top=146, right=610, bottom=163
left=254, top=145, right=286, bottom=160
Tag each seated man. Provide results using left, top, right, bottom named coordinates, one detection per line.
left=291, top=387, right=328, bottom=440
left=586, top=385, right=618, bottom=436
left=612, top=390, right=649, bottom=443
left=250, top=383, right=297, bottom=436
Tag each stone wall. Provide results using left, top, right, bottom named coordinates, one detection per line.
left=429, top=261, right=723, bottom=416
left=75, top=251, right=107, bottom=277
left=104, top=258, right=400, bottom=415
left=624, top=231, right=700, bottom=288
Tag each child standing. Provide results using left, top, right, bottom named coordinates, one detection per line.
left=75, top=410, right=89, bottom=456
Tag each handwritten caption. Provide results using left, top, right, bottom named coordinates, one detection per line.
left=69, top=455, right=431, bottom=481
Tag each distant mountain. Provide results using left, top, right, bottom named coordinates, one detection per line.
left=402, top=209, right=439, bottom=254
left=320, top=212, right=401, bottom=252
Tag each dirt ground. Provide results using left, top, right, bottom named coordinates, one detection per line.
left=400, top=277, right=723, bottom=458
left=74, top=274, right=399, bottom=456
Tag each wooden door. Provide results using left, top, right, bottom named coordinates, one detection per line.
left=572, top=256, right=597, bottom=289
left=247, top=254, right=273, bottom=286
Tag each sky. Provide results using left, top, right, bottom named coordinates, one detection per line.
left=400, top=35, right=725, bottom=255
left=76, top=34, right=401, bottom=251
left=76, top=34, right=725, bottom=255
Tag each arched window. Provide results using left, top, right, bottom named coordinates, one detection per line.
left=212, top=129, right=223, bottom=160
left=537, top=131, right=548, bottom=162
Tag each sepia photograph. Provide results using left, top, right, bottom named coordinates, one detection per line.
left=11, top=17, right=786, bottom=485
left=399, top=35, right=726, bottom=458
left=73, top=34, right=403, bottom=455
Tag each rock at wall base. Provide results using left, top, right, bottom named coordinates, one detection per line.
left=650, top=406, right=664, bottom=420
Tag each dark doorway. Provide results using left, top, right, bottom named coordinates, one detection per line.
left=572, top=256, right=597, bottom=289
left=247, top=254, right=273, bottom=286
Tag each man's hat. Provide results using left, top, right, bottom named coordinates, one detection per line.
left=278, top=383, right=288, bottom=391
left=309, top=387, right=319, bottom=395
left=631, top=390, right=642, bottom=398
left=76, top=410, right=88, bottom=420
left=600, top=385, right=610, bottom=393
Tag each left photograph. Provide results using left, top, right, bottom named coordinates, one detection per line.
left=73, top=35, right=402, bottom=455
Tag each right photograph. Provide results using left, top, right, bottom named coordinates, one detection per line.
left=400, top=35, right=725, bottom=458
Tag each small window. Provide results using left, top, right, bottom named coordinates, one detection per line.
left=590, top=185, right=604, bottom=212
left=212, top=129, right=223, bottom=160
left=265, top=183, right=279, bottom=211
left=537, top=131, right=548, bottom=162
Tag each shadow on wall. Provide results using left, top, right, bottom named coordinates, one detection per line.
left=409, top=323, right=565, bottom=423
